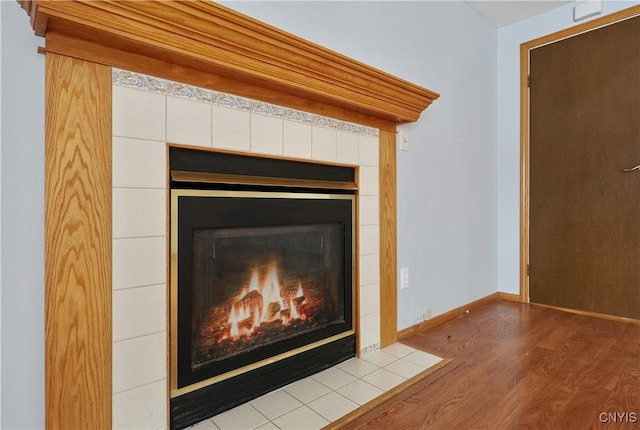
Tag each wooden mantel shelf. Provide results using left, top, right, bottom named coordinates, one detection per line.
left=20, top=0, right=438, bottom=128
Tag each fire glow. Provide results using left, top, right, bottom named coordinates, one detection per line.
left=224, top=263, right=307, bottom=341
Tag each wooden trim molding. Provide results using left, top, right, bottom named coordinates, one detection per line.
left=398, top=293, right=501, bottom=339
left=519, top=4, right=640, bottom=304
left=43, top=32, right=398, bottom=132
left=20, top=1, right=439, bottom=427
left=531, top=303, right=640, bottom=326
left=45, top=53, right=112, bottom=429
left=498, top=292, right=522, bottom=303
left=22, top=0, right=439, bottom=127
left=379, top=130, right=399, bottom=347
left=519, top=39, right=530, bottom=304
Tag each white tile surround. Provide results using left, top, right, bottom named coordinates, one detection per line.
left=111, top=70, right=382, bottom=428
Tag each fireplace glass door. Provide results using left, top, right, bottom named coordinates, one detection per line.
left=171, top=190, right=355, bottom=395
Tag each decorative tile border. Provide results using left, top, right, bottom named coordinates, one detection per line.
left=360, top=343, right=381, bottom=357
left=112, top=69, right=379, bottom=137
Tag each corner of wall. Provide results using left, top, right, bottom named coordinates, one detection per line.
left=0, top=2, right=46, bottom=428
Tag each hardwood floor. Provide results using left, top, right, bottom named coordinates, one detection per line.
left=346, top=300, right=640, bottom=429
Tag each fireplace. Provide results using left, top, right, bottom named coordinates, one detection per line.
left=169, top=148, right=357, bottom=428
left=106, top=71, right=386, bottom=428
left=27, top=0, right=439, bottom=426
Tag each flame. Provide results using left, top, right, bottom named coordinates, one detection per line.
left=296, top=281, right=304, bottom=298
left=225, top=262, right=306, bottom=340
left=289, top=297, right=299, bottom=319
left=229, top=306, right=240, bottom=338
left=249, top=269, right=260, bottom=292
left=266, top=265, right=283, bottom=303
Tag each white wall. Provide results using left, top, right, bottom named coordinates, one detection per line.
left=496, top=0, right=640, bottom=294
left=0, top=2, right=45, bottom=428
left=225, top=1, right=499, bottom=329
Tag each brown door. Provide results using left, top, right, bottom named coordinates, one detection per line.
left=529, top=15, right=640, bottom=319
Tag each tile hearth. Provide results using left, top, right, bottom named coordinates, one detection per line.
left=189, top=344, right=443, bottom=430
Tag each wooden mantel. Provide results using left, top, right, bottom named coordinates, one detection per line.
left=20, top=1, right=438, bottom=428
left=21, top=0, right=438, bottom=129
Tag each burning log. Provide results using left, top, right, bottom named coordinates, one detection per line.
left=267, top=301, right=281, bottom=317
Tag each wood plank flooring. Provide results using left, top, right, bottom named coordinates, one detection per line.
left=344, top=300, right=640, bottom=429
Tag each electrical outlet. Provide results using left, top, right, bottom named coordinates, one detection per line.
left=423, top=309, right=432, bottom=321
left=399, top=131, right=409, bottom=151
left=400, top=267, right=409, bottom=289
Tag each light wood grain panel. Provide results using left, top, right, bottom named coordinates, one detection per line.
left=519, top=4, right=640, bottom=305
left=45, top=53, right=112, bottom=429
left=25, top=0, right=438, bottom=124
left=379, top=129, right=398, bottom=347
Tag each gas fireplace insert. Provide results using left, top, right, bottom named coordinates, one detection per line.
left=169, top=147, right=357, bottom=429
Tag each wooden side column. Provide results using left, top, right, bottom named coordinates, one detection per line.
left=45, top=53, right=112, bottom=428
left=379, top=128, right=398, bottom=347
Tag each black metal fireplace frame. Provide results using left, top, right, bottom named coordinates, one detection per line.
left=171, top=189, right=356, bottom=393
left=168, top=147, right=358, bottom=430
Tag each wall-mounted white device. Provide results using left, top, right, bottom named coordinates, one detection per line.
left=573, top=0, right=602, bottom=22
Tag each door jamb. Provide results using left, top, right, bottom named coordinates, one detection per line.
left=519, top=5, right=640, bottom=303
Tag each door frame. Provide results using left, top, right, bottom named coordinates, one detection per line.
left=519, top=5, right=640, bottom=304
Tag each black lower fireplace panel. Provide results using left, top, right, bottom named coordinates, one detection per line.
left=170, top=334, right=356, bottom=430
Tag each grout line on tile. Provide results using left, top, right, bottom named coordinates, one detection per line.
left=112, top=234, right=167, bottom=240
left=112, top=133, right=167, bottom=143
left=113, top=282, right=165, bottom=292
left=309, top=391, right=356, bottom=422
left=112, top=377, right=165, bottom=396
left=112, top=186, right=167, bottom=191
left=248, top=404, right=272, bottom=429
left=356, top=311, right=379, bottom=321
left=113, top=235, right=166, bottom=241
left=113, top=329, right=165, bottom=344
